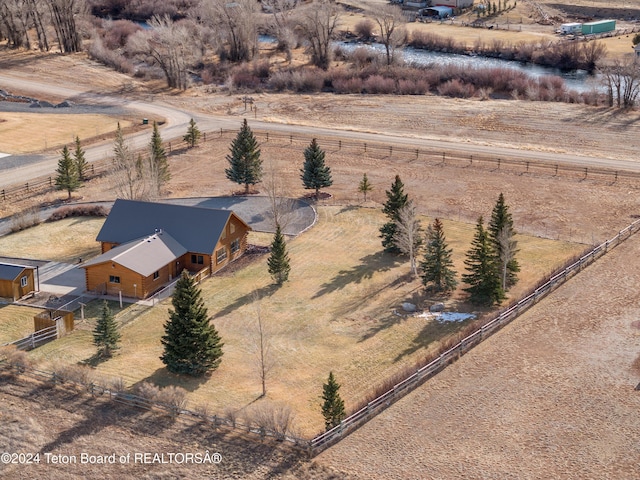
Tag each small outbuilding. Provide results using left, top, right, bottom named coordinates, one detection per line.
left=420, top=6, right=454, bottom=18
left=0, top=263, right=36, bottom=301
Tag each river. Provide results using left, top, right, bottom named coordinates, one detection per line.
left=334, top=41, right=602, bottom=93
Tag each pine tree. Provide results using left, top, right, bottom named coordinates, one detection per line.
left=462, top=217, right=504, bottom=306
left=420, top=218, right=457, bottom=293
left=488, top=193, right=520, bottom=289
left=183, top=118, right=201, bottom=148
left=93, top=300, right=121, bottom=358
left=300, top=138, right=333, bottom=199
left=150, top=121, right=171, bottom=186
left=225, top=119, right=263, bottom=194
left=358, top=173, right=373, bottom=202
left=267, top=224, right=291, bottom=284
left=161, top=271, right=224, bottom=376
left=73, top=136, right=88, bottom=181
left=55, top=145, right=80, bottom=199
left=321, top=371, right=346, bottom=431
left=379, top=175, right=408, bottom=253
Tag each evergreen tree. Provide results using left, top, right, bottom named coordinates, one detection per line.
left=420, top=218, right=457, bottom=293
left=379, top=175, right=408, bottom=253
left=72, top=136, right=89, bottom=181
left=183, top=118, right=202, bottom=148
left=225, top=119, right=263, bottom=194
left=488, top=193, right=520, bottom=289
left=321, top=371, right=346, bottom=431
left=462, top=217, right=504, bottom=306
left=150, top=121, right=171, bottom=185
left=55, top=145, right=80, bottom=199
left=161, top=271, right=224, bottom=376
left=93, top=300, right=121, bottom=358
left=358, top=173, right=373, bottom=202
left=300, top=138, right=333, bottom=199
left=267, top=224, right=291, bottom=284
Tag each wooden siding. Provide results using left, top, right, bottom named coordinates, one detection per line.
left=0, top=268, right=35, bottom=301
left=34, top=310, right=74, bottom=334
left=86, top=212, right=252, bottom=297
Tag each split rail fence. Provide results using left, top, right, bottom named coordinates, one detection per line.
left=2, top=127, right=640, bottom=203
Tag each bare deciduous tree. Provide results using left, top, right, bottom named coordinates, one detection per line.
left=497, top=227, right=517, bottom=291
left=112, top=123, right=148, bottom=200
left=393, top=200, right=423, bottom=277
left=128, top=15, right=201, bottom=90
left=600, top=58, right=640, bottom=109
left=295, top=0, right=341, bottom=70
left=263, top=0, right=298, bottom=63
left=371, top=4, right=405, bottom=66
left=198, top=0, right=258, bottom=62
left=251, top=295, right=275, bottom=398
left=263, top=157, right=296, bottom=233
left=48, top=0, right=84, bottom=53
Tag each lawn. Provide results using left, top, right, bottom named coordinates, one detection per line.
left=28, top=206, right=585, bottom=436
left=0, top=217, right=104, bottom=263
left=0, top=304, right=46, bottom=344
left=0, top=113, right=132, bottom=155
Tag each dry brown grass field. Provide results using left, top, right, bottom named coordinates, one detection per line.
left=26, top=205, right=584, bottom=437
left=0, top=305, right=45, bottom=344
left=0, top=113, right=131, bottom=155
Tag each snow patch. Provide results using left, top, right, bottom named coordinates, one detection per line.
left=0, top=152, right=10, bottom=159
left=415, top=310, right=476, bottom=323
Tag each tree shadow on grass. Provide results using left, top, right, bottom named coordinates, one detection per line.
left=132, top=367, right=211, bottom=393
left=80, top=351, right=111, bottom=367
left=211, top=283, right=280, bottom=320
left=311, top=252, right=399, bottom=299
left=393, top=315, right=472, bottom=363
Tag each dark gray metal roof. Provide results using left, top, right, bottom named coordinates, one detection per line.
left=82, top=231, right=187, bottom=276
left=96, top=199, right=249, bottom=254
left=0, top=263, right=29, bottom=281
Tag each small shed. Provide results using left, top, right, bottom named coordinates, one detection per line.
left=0, top=263, right=36, bottom=301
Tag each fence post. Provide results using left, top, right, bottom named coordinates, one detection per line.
left=614, top=171, right=618, bottom=182
left=584, top=167, right=588, bottom=178
left=220, top=128, right=223, bottom=136
left=526, top=161, right=529, bottom=173
left=49, top=176, right=52, bottom=186
left=266, top=133, right=269, bottom=142
left=339, top=140, right=342, bottom=151
left=91, top=164, right=95, bottom=175
left=25, top=182, right=29, bottom=192
left=415, top=148, right=419, bottom=160
left=203, top=132, right=206, bottom=142
left=169, top=142, right=172, bottom=152
left=497, top=158, right=501, bottom=169
left=364, top=143, right=367, bottom=153
left=290, top=134, right=293, bottom=144
left=470, top=155, right=473, bottom=166
left=442, top=152, right=446, bottom=163
left=554, top=164, right=558, bottom=176
left=1, top=189, right=4, bottom=201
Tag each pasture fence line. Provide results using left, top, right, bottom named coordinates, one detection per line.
left=0, top=359, right=309, bottom=450
left=2, top=127, right=640, bottom=205
left=308, top=217, right=640, bottom=454
left=1, top=325, right=58, bottom=351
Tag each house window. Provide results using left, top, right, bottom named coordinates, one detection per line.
left=231, top=238, right=240, bottom=254
left=109, top=275, right=121, bottom=284
left=20, top=276, right=28, bottom=287
left=153, top=271, right=160, bottom=280
left=191, top=254, right=204, bottom=265
left=216, top=247, right=227, bottom=264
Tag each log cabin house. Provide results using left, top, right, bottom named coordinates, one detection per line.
left=81, top=199, right=252, bottom=299
left=0, top=263, right=36, bottom=301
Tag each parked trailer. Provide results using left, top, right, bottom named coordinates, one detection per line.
left=582, top=20, right=616, bottom=35
left=560, top=23, right=582, bottom=35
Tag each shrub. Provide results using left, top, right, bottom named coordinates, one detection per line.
left=437, top=79, right=476, bottom=98
left=103, top=19, right=142, bottom=49
left=156, top=385, right=188, bottom=416
left=332, top=77, right=364, bottom=94
left=397, top=79, right=429, bottom=95
left=354, top=19, right=375, bottom=39
left=245, top=401, right=296, bottom=437
left=88, top=36, right=135, bottom=74
left=363, top=75, right=396, bottom=94
left=53, top=364, right=96, bottom=386
left=47, top=205, right=108, bottom=222
left=0, top=346, right=33, bottom=372
left=10, top=207, right=41, bottom=233
left=351, top=46, right=377, bottom=69
left=135, top=381, right=160, bottom=401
